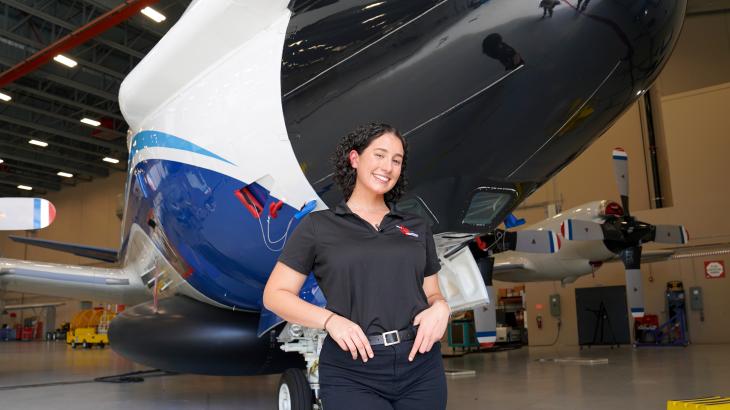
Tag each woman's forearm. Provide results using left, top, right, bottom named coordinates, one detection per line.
left=263, top=288, right=333, bottom=329
left=427, top=293, right=447, bottom=306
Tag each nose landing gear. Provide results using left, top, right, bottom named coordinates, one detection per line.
left=278, top=368, right=314, bottom=410
left=277, top=323, right=327, bottom=410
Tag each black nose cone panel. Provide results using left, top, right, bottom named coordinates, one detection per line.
left=282, top=0, right=686, bottom=231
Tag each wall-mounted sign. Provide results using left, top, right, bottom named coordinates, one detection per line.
left=704, top=260, right=725, bottom=279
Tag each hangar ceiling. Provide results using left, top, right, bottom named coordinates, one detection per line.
left=0, top=0, right=727, bottom=198
left=0, top=0, right=190, bottom=197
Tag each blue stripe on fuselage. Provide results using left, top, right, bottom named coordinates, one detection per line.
left=33, top=198, right=40, bottom=229
left=129, top=130, right=234, bottom=165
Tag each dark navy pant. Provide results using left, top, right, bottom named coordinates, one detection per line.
left=318, top=335, right=447, bottom=410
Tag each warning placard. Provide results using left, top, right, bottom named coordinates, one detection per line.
left=704, top=260, right=725, bottom=279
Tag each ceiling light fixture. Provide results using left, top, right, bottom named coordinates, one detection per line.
left=141, top=7, right=166, bottom=23
left=0, top=92, right=11, bottom=102
left=57, top=171, right=74, bottom=178
left=0, top=159, right=4, bottom=164
left=29, top=139, right=48, bottom=147
left=80, top=118, right=101, bottom=127
left=53, top=54, right=78, bottom=68
left=103, top=157, right=120, bottom=164
left=17, top=185, right=32, bottom=191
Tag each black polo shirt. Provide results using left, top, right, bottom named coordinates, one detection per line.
left=277, top=201, right=441, bottom=335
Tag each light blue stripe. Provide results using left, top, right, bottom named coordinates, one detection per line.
left=548, top=232, right=555, bottom=253
left=129, top=130, right=234, bottom=165
left=476, top=331, right=497, bottom=337
left=33, top=198, right=41, bottom=229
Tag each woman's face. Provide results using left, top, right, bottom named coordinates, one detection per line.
left=349, top=132, right=404, bottom=198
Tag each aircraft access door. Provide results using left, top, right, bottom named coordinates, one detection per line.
left=434, top=235, right=490, bottom=313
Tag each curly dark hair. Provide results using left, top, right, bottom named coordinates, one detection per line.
left=331, top=123, right=408, bottom=203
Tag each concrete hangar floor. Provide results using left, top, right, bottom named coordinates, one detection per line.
left=2, top=341, right=729, bottom=409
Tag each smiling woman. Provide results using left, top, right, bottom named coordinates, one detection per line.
left=264, top=122, right=450, bottom=410
left=331, top=123, right=408, bottom=205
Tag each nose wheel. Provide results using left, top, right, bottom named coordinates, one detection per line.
left=278, top=368, right=313, bottom=410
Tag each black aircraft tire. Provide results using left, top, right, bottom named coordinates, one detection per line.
left=277, top=368, right=312, bottom=410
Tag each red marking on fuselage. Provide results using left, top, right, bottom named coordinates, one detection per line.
left=475, top=236, right=488, bottom=251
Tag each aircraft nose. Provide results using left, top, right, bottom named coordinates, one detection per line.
left=282, top=0, right=686, bottom=227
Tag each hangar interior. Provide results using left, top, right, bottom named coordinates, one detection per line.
left=1, top=1, right=730, bottom=409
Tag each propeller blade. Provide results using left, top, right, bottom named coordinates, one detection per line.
left=621, top=246, right=645, bottom=318
left=512, top=230, right=561, bottom=253
left=612, top=148, right=630, bottom=216
left=560, top=219, right=605, bottom=241
left=653, top=225, right=689, bottom=244
left=473, top=286, right=497, bottom=348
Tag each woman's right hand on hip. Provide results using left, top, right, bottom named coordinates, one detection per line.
left=325, top=315, right=374, bottom=362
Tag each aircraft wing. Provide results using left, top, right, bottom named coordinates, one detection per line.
left=616, top=243, right=730, bottom=263
left=603, top=249, right=675, bottom=264
left=9, top=236, right=118, bottom=263
left=4, top=302, right=65, bottom=310
left=639, top=249, right=676, bottom=264
left=493, top=261, right=530, bottom=275
left=0, top=258, right=148, bottom=305
left=492, top=255, right=537, bottom=282
left=665, top=242, right=730, bottom=260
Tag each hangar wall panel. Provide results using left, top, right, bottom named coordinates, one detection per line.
left=658, top=11, right=730, bottom=96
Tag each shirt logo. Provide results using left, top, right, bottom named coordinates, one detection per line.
left=396, top=225, right=419, bottom=238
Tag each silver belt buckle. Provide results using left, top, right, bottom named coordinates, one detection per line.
left=382, top=330, right=400, bottom=346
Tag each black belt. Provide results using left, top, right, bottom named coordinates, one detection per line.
left=367, top=327, right=417, bottom=346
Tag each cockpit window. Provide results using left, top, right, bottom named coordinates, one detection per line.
left=462, top=191, right=512, bottom=226
left=394, top=196, right=438, bottom=227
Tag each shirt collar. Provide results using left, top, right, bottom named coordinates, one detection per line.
left=334, top=200, right=405, bottom=218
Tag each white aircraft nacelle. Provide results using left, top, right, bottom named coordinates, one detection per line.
left=525, top=200, right=617, bottom=261
left=492, top=201, right=620, bottom=283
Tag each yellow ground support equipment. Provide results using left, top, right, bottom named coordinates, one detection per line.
left=66, top=308, right=116, bottom=349
left=668, top=397, right=730, bottom=409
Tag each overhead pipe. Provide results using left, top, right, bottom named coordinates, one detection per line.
left=0, top=0, right=160, bottom=88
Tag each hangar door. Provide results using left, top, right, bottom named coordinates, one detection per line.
left=575, top=286, right=630, bottom=346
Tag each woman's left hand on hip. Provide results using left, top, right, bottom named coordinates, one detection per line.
left=408, top=300, right=450, bottom=361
